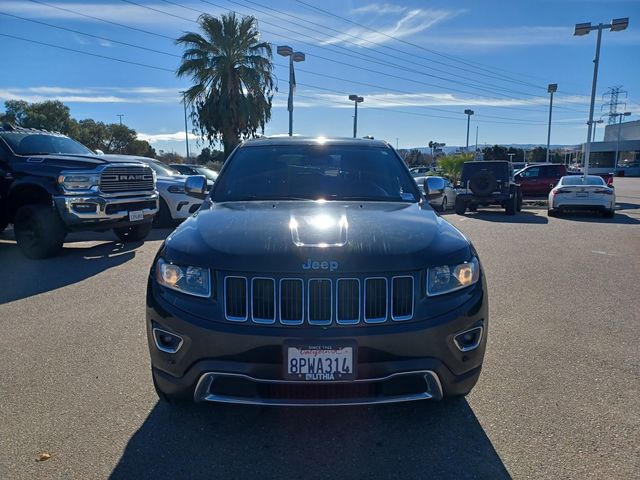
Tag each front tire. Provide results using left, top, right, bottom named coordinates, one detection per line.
left=14, top=204, right=66, bottom=259
left=454, top=198, right=466, bottom=215
left=153, top=198, right=173, bottom=228
left=113, top=222, right=152, bottom=242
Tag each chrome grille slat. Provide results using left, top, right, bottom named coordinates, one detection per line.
left=280, top=279, right=304, bottom=325
left=252, top=278, right=275, bottom=324
left=223, top=274, right=414, bottom=325
left=337, top=278, right=360, bottom=325
left=392, top=276, right=414, bottom=321
left=308, top=279, right=332, bottom=325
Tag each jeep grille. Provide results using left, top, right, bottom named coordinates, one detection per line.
left=100, top=165, right=154, bottom=193
left=223, top=275, right=414, bottom=325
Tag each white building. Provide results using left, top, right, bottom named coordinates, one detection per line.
left=582, top=119, right=640, bottom=176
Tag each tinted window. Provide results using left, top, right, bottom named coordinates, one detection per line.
left=560, top=176, right=606, bottom=186
left=0, top=132, right=93, bottom=155
left=520, top=167, right=540, bottom=178
left=213, top=145, right=419, bottom=202
left=195, top=167, right=218, bottom=181
left=144, top=160, right=180, bottom=176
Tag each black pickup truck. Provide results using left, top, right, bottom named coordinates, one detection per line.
left=0, top=124, right=158, bottom=258
left=147, top=136, right=488, bottom=406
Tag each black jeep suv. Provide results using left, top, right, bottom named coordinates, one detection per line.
left=454, top=160, right=522, bottom=215
left=147, top=137, right=488, bottom=406
left=0, top=125, right=158, bottom=258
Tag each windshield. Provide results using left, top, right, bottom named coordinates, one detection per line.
left=195, top=167, right=218, bottom=181
left=560, top=175, right=606, bottom=186
left=213, top=144, right=419, bottom=202
left=143, top=160, right=180, bottom=176
left=0, top=132, right=93, bottom=155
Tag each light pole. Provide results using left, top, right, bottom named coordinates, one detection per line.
left=592, top=119, right=604, bottom=141
left=574, top=17, right=629, bottom=177
left=180, top=92, right=190, bottom=161
left=348, top=95, right=364, bottom=138
left=546, top=83, right=557, bottom=163
left=117, top=114, right=124, bottom=125
left=464, top=109, right=474, bottom=152
left=278, top=45, right=305, bottom=136
left=613, top=111, right=631, bottom=172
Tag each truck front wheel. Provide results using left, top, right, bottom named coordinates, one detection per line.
left=14, top=204, right=66, bottom=259
left=454, top=198, right=467, bottom=215
left=114, top=222, right=152, bottom=242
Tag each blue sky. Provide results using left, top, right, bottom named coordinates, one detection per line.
left=1, top=0, right=639, bottom=154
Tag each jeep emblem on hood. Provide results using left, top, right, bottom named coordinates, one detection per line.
left=302, top=259, right=339, bottom=272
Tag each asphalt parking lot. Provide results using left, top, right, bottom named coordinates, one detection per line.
left=1, top=178, right=638, bottom=480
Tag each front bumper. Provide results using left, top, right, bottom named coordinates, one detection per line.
left=54, top=192, right=158, bottom=229
left=146, top=276, right=488, bottom=405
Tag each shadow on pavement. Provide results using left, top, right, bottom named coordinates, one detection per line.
left=110, top=399, right=511, bottom=480
left=0, top=228, right=171, bottom=304
left=457, top=210, right=548, bottom=224
left=553, top=211, right=640, bottom=224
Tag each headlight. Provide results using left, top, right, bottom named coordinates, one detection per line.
left=427, top=257, right=480, bottom=296
left=156, top=258, right=211, bottom=297
left=57, top=172, right=99, bottom=190
left=167, top=185, right=185, bottom=194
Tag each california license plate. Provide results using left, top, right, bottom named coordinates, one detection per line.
left=284, top=343, right=356, bottom=381
left=129, top=210, right=144, bottom=221
left=576, top=192, right=588, bottom=198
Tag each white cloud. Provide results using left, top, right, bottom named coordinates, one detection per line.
left=350, top=3, right=408, bottom=15
left=0, top=86, right=184, bottom=104
left=321, top=8, right=463, bottom=47
left=137, top=131, right=199, bottom=143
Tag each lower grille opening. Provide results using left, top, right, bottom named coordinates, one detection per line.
left=104, top=200, right=156, bottom=215
left=208, top=374, right=431, bottom=403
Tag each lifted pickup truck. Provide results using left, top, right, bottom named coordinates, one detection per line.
left=515, top=163, right=613, bottom=196
left=0, top=124, right=158, bottom=258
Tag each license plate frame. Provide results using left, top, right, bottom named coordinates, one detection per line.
left=576, top=192, right=588, bottom=198
left=283, top=341, right=357, bottom=381
left=128, top=210, right=144, bottom=222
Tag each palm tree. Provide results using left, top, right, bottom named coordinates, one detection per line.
left=176, top=13, right=274, bottom=158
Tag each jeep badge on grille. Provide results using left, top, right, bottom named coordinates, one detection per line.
left=302, top=259, right=339, bottom=271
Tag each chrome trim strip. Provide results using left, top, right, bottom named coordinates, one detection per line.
left=224, top=276, right=248, bottom=322
left=251, top=277, right=276, bottom=324
left=193, top=370, right=443, bottom=406
left=364, top=277, right=388, bottom=323
left=279, top=278, right=304, bottom=325
left=307, top=278, right=332, bottom=325
left=391, top=275, right=414, bottom=321
left=152, top=327, right=184, bottom=354
left=336, top=278, right=360, bottom=325
left=453, top=326, right=484, bottom=352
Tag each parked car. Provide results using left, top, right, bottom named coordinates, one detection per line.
left=170, top=164, right=219, bottom=182
left=0, top=124, right=158, bottom=258
left=102, top=155, right=211, bottom=228
left=548, top=175, right=615, bottom=218
left=515, top=163, right=613, bottom=196
left=454, top=160, right=522, bottom=215
left=147, top=136, right=488, bottom=405
left=409, top=166, right=436, bottom=177
left=415, top=175, right=457, bottom=211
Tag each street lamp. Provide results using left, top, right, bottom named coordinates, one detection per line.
left=613, top=111, right=631, bottom=172
left=180, top=91, right=190, bottom=161
left=277, top=45, right=305, bottom=136
left=574, top=17, right=629, bottom=177
left=464, top=109, right=474, bottom=151
left=592, top=119, right=604, bottom=141
left=546, top=83, right=557, bottom=163
left=348, top=94, right=364, bottom=138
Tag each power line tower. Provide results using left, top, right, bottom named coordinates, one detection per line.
left=601, top=86, right=627, bottom=124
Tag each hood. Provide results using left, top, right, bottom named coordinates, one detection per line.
left=26, top=153, right=143, bottom=170
left=162, top=201, right=472, bottom=274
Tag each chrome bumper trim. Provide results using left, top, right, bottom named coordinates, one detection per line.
left=54, top=192, right=158, bottom=221
left=193, top=370, right=443, bottom=406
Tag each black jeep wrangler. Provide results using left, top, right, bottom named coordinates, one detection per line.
left=454, top=160, right=522, bottom=215
left=0, top=125, right=158, bottom=258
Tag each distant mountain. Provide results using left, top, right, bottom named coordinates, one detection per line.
left=410, top=143, right=580, bottom=154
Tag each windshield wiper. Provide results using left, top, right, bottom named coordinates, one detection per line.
left=21, top=152, right=52, bottom=156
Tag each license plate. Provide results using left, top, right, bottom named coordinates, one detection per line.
left=128, top=210, right=144, bottom=221
left=284, top=343, right=356, bottom=381
left=576, top=192, right=588, bottom=198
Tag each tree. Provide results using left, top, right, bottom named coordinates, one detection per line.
left=176, top=13, right=274, bottom=159
left=1, top=100, right=75, bottom=134
left=437, top=153, right=474, bottom=183
left=196, top=147, right=224, bottom=165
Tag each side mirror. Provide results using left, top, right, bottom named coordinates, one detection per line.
left=185, top=175, right=208, bottom=199
left=423, top=176, right=445, bottom=200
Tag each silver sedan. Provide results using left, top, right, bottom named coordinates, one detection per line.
left=415, top=176, right=457, bottom=211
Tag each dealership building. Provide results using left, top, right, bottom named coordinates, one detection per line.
left=582, top=119, right=640, bottom=175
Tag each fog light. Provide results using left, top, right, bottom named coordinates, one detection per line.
left=454, top=326, right=483, bottom=352
left=153, top=327, right=184, bottom=353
